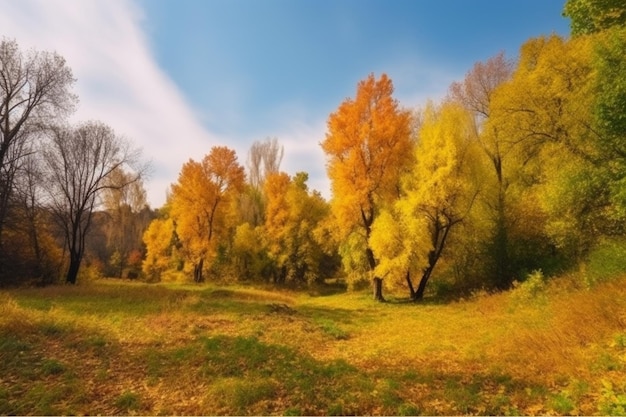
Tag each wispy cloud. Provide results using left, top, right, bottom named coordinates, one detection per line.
left=0, top=0, right=222, bottom=207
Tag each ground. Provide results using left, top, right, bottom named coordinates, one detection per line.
left=1, top=276, right=626, bottom=415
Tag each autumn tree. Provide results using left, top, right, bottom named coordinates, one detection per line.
left=142, top=213, right=178, bottom=282
left=263, top=171, right=330, bottom=285
left=449, top=52, right=515, bottom=288
left=371, top=101, right=481, bottom=300
left=1, top=153, right=62, bottom=285
left=487, top=35, right=602, bottom=268
left=169, top=146, right=244, bottom=282
left=321, top=73, right=413, bottom=301
left=232, top=222, right=269, bottom=281
left=0, top=38, right=76, bottom=276
left=43, top=121, right=144, bottom=284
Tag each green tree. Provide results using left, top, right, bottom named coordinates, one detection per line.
left=591, top=28, right=626, bottom=221
left=563, top=0, right=626, bottom=36
left=484, top=34, right=601, bottom=281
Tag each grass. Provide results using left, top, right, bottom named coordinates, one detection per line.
left=0, top=276, right=625, bottom=415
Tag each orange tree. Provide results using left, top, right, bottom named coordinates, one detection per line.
left=321, top=73, right=413, bottom=301
left=169, top=146, right=245, bottom=282
left=263, top=171, right=330, bottom=286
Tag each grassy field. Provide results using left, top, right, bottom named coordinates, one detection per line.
left=1, top=276, right=626, bottom=415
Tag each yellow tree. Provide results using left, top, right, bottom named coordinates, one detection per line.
left=142, top=215, right=177, bottom=281
left=321, top=73, right=413, bottom=301
left=170, top=146, right=245, bottom=282
left=449, top=52, right=516, bottom=289
left=263, top=171, right=329, bottom=285
left=371, top=101, right=481, bottom=300
left=488, top=34, right=601, bottom=267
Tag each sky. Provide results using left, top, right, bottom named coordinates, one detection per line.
left=0, top=0, right=571, bottom=208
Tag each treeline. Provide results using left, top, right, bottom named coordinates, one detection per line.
left=0, top=38, right=149, bottom=286
left=141, top=0, right=626, bottom=300
left=4, top=0, right=626, bottom=302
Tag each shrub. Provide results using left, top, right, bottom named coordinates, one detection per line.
left=585, top=238, right=626, bottom=287
left=510, top=269, right=546, bottom=305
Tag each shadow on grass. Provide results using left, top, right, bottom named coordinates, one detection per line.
left=139, top=333, right=554, bottom=415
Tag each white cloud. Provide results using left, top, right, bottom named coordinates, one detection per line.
left=0, top=0, right=222, bottom=207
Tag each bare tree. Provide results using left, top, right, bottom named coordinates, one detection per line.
left=243, top=137, right=284, bottom=225
left=43, top=121, right=145, bottom=284
left=102, top=168, right=149, bottom=277
left=247, top=137, right=283, bottom=190
left=0, top=38, right=76, bottom=265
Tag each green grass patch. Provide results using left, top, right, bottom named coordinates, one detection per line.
left=115, top=390, right=142, bottom=412
left=41, top=359, right=66, bottom=375
left=315, top=318, right=350, bottom=340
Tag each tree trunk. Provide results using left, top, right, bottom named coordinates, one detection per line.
left=366, top=247, right=386, bottom=302
left=66, top=251, right=81, bottom=284
left=373, top=277, right=385, bottom=302
left=193, top=258, right=204, bottom=283
left=414, top=270, right=431, bottom=301
left=406, top=270, right=416, bottom=300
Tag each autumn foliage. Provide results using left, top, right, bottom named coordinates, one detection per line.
left=5, top=1, right=626, bottom=308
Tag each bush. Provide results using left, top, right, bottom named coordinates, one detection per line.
left=510, top=269, right=546, bottom=305
left=585, top=238, right=626, bottom=287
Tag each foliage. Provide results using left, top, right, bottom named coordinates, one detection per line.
left=321, top=73, right=413, bottom=300
left=262, top=172, right=330, bottom=285
left=169, top=146, right=245, bottom=282
left=563, top=0, right=626, bottom=36
left=584, top=238, right=626, bottom=286
left=509, top=269, right=547, bottom=306
left=371, top=101, right=481, bottom=299
left=142, top=215, right=178, bottom=281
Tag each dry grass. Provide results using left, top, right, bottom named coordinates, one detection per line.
left=1, top=276, right=625, bottom=415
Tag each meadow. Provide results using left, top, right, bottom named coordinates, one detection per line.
left=1, top=275, right=626, bottom=415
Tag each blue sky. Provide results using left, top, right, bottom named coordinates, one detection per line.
left=0, top=0, right=570, bottom=207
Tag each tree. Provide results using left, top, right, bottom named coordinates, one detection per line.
left=43, top=121, right=144, bottom=284
left=1, top=152, right=62, bottom=285
left=263, top=171, right=330, bottom=285
left=240, top=137, right=284, bottom=227
left=449, top=52, right=515, bottom=288
left=169, top=146, right=245, bottom=282
left=563, top=0, right=626, bottom=36
left=371, top=101, right=481, bottom=300
left=0, top=38, right=76, bottom=274
left=102, top=168, right=149, bottom=277
left=487, top=34, right=601, bottom=268
left=142, top=215, right=177, bottom=282
left=321, top=73, right=413, bottom=301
